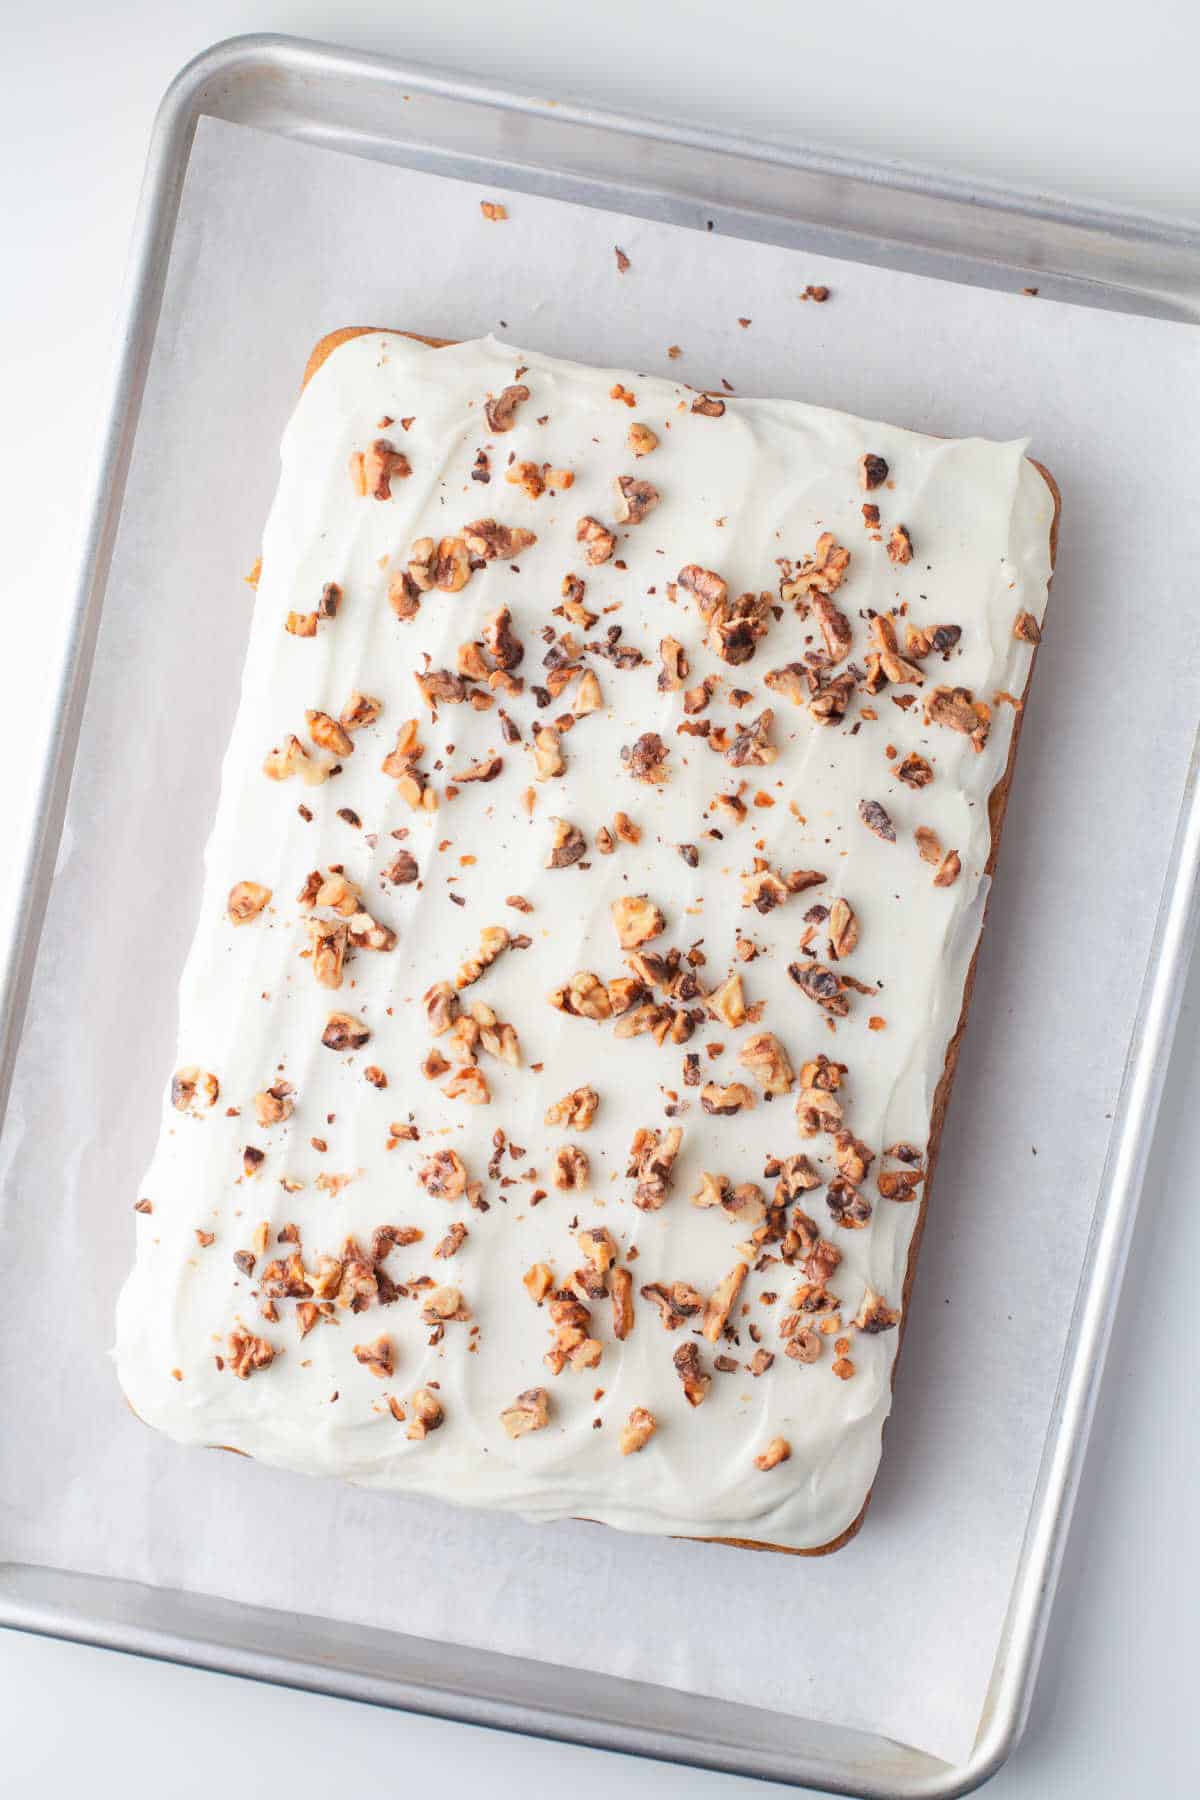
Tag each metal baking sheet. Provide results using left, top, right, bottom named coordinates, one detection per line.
left=3, top=32, right=1200, bottom=1799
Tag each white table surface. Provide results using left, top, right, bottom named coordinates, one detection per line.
left=3, top=4, right=1197, bottom=1795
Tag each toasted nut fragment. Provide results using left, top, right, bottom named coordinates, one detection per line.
left=286, top=611, right=319, bottom=637
left=576, top=515, right=617, bottom=565
left=796, top=1075, right=843, bottom=1136
left=226, top=1326, right=277, bottom=1379
left=812, top=595, right=853, bottom=665
left=858, top=799, right=896, bottom=843
left=321, top=1012, right=370, bottom=1052
left=353, top=1335, right=395, bottom=1378
left=352, top=439, right=411, bottom=500
left=834, top=1130, right=875, bottom=1185
left=456, top=923, right=510, bottom=989
left=775, top=1150, right=825, bottom=1198
left=738, top=1031, right=794, bottom=1095
left=887, top=524, right=913, bottom=564
left=263, top=733, right=323, bottom=783
left=550, top=970, right=613, bottom=1021
left=832, top=1356, right=856, bottom=1379
left=700, top=1081, right=755, bottom=1116
left=703, top=1261, right=748, bottom=1342
left=785, top=1327, right=822, bottom=1364
left=859, top=453, right=889, bottom=490
left=915, top=825, right=943, bottom=865
left=677, top=563, right=728, bottom=615
left=690, top=1170, right=730, bottom=1211
left=406, top=1387, right=444, bottom=1439
left=454, top=753, right=504, bottom=784
left=755, top=1436, right=791, bottom=1471
left=762, top=663, right=808, bottom=707
left=620, top=1405, right=657, bottom=1453
left=658, top=637, right=689, bottom=692
left=827, top=1177, right=872, bottom=1230
left=339, top=691, right=382, bottom=732
left=305, top=710, right=353, bottom=758
left=421, top=1284, right=471, bottom=1324
left=546, top=817, right=587, bottom=869
left=611, top=894, right=666, bottom=950
left=444, top=1065, right=491, bottom=1103
left=577, top=1227, right=617, bottom=1274
left=419, top=1149, right=472, bottom=1201
left=877, top=1165, right=925, bottom=1201
left=533, top=724, right=565, bottom=780
left=788, top=962, right=849, bottom=1018
left=481, top=200, right=507, bottom=221
left=627, top=1125, right=683, bottom=1210
left=780, top=533, right=850, bottom=603
left=705, top=972, right=746, bottom=1027
left=627, top=422, right=658, bottom=457
left=505, top=459, right=545, bottom=499
left=485, top=384, right=530, bottom=432
left=524, top=1263, right=556, bottom=1303
left=691, top=393, right=725, bottom=417
left=925, top=684, right=990, bottom=751
left=707, top=590, right=772, bottom=666
left=171, top=1066, right=219, bottom=1113
left=640, top=1281, right=704, bottom=1330
left=673, top=1341, right=711, bottom=1406
left=613, top=475, right=660, bottom=524
left=552, top=1145, right=590, bottom=1190
left=307, top=917, right=349, bottom=989
left=254, top=1082, right=294, bottom=1127
left=896, top=753, right=933, bottom=789
left=227, top=881, right=272, bottom=925
left=480, top=604, right=524, bottom=673
left=828, top=897, right=859, bottom=960
left=388, top=567, right=422, bottom=621
left=609, top=1266, right=635, bottom=1341
left=624, top=731, right=670, bottom=784
left=424, top=981, right=461, bottom=1036
left=501, top=1387, right=551, bottom=1437
left=934, top=849, right=962, bottom=887
left=432, top=536, right=472, bottom=594
left=1014, top=609, right=1042, bottom=644
left=544, top=1085, right=599, bottom=1131
left=726, top=708, right=777, bottom=769
left=855, top=1287, right=902, bottom=1333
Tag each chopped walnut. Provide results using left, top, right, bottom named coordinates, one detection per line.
left=546, top=817, right=587, bottom=869
left=896, top=752, right=933, bottom=789
left=544, top=1085, right=599, bottom=1130
left=887, top=524, right=913, bottom=565
left=505, top=459, right=545, bottom=499
left=812, top=595, right=854, bottom=665
left=171, top=1066, right=219, bottom=1113
left=827, top=1178, right=872, bottom=1230
left=524, top=1262, right=556, bottom=1303
left=227, top=881, right=272, bottom=925
left=611, top=894, right=666, bottom=950
left=552, top=1145, right=590, bottom=1190
left=501, top=1387, right=551, bottom=1438
left=703, top=1261, right=748, bottom=1342
left=484, top=384, right=530, bottom=432
left=444, top=1064, right=491, bottom=1103
left=480, top=200, right=507, bottom=221
left=619, top=1406, right=657, bottom=1453
left=788, top=962, right=849, bottom=1018
left=423, top=981, right=460, bottom=1036
left=350, top=439, right=411, bottom=500
left=456, top=923, right=510, bottom=989
left=573, top=668, right=603, bottom=716
left=613, top=475, right=660, bottom=524
left=353, top=1336, right=395, bottom=1378
left=306, top=917, right=349, bottom=989
left=854, top=1287, right=901, bottom=1333
left=828, top=896, right=859, bottom=960
left=433, top=1221, right=468, bottom=1260
left=705, top=972, right=746, bottom=1027
left=640, top=1281, right=703, bottom=1330
left=1013, top=610, right=1042, bottom=644
left=533, top=724, right=565, bottom=780
left=859, top=453, right=888, bottom=491
left=406, top=1387, right=445, bottom=1440
left=624, top=732, right=670, bottom=784
left=780, top=533, right=850, bottom=603
left=304, top=709, right=353, bottom=759
left=700, top=1081, right=755, bottom=1115
left=627, top=423, right=658, bottom=457
left=726, top=709, right=777, bottom=768
left=418, top=1149, right=473, bottom=1202
left=627, top=1125, right=683, bottom=1210
left=738, top=1031, right=794, bottom=1095
left=550, top=970, right=613, bottom=1021
left=658, top=637, right=689, bottom=692
left=785, top=1327, right=822, bottom=1364
left=755, top=1436, right=791, bottom=1471
left=925, top=684, right=991, bottom=751
left=577, top=1226, right=617, bottom=1274
left=480, top=604, right=524, bottom=672
left=421, top=1284, right=472, bottom=1325
left=673, top=1341, right=711, bottom=1406
left=226, top=1325, right=277, bottom=1379
left=834, top=1129, right=874, bottom=1185
left=914, top=825, right=943, bottom=865
left=934, top=849, right=961, bottom=887
left=611, top=1267, right=635, bottom=1340
left=576, top=515, right=616, bottom=565
left=691, top=393, right=725, bottom=417
left=339, top=691, right=383, bottom=733
left=254, top=1082, right=294, bottom=1127
left=858, top=799, right=896, bottom=842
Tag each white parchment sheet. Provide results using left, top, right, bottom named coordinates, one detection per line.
left=3, top=116, right=1199, bottom=1767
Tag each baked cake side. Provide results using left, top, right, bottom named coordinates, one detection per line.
left=116, top=332, right=1057, bottom=1553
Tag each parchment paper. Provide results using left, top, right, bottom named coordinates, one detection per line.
left=2, top=116, right=1199, bottom=1767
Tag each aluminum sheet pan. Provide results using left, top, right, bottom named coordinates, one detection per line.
left=3, top=32, right=1200, bottom=1799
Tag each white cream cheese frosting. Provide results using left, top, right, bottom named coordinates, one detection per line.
left=115, top=332, right=1055, bottom=1551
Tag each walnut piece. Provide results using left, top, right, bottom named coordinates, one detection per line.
left=406, top=1387, right=444, bottom=1440
left=227, top=881, right=272, bottom=925
left=726, top=708, right=776, bottom=768
left=611, top=1267, right=635, bottom=1340
left=171, top=1066, right=219, bottom=1113
left=854, top=1287, right=901, bottom=1333
left=755, top=1436, right=791, bottom=1471
left=456, top=923, right=510, bottom=989
left=351, top=439, right=411, bottom=500
left=545, top=1084, right=599, bottom=1130
left=533, top=724, right=565, bottom=780
left=552, top=1145, right=590, bottom=1190
left=1013, top=610, right=1042, bottom=644
left=226, top=1326, right=277, bottom=1379
left=501, top=1387, right=551, bottom=1438
left=858, top=799, right=896, bottom=842
left=576, top=515, right=616, bottom=565
left=253, top=1081, right=294, bottom=1127
left=484, top=384, right=530, bottom=432
left=673, top=1341, right=711, bottom=1406
left=858, top=453, right=888, bottom=491
left=627, top=1125, right=683, bottom=1210
left=703, top=1261, right=748, bottom=1341
left=788, top=962, right=849, bottom=1018
left=321, top=1013, right=369, bottom=1052
left=887, top=524, right=913, bottom=565
left=611, top=893, right=666, bottom=950
left=658, top=637, right=689, bottom=692
left=700, top=1081, right=755, bottom=1115
left=613, top=475, right=659, bottom=524
left=546, top=817, right=587, bottom=869
left=738, top=1031, right=794, bottom=1095
left=619, top=1406, right=657, bottom=1454
left=627, top=423, right=658, bottom=457
left=780, top=533, right=850, bottom=603
left=624, top=732, right=670, bottom=784
left=352, top=1336, right=395, bottom=1378
left=925, top=684, right=991, bottom=752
